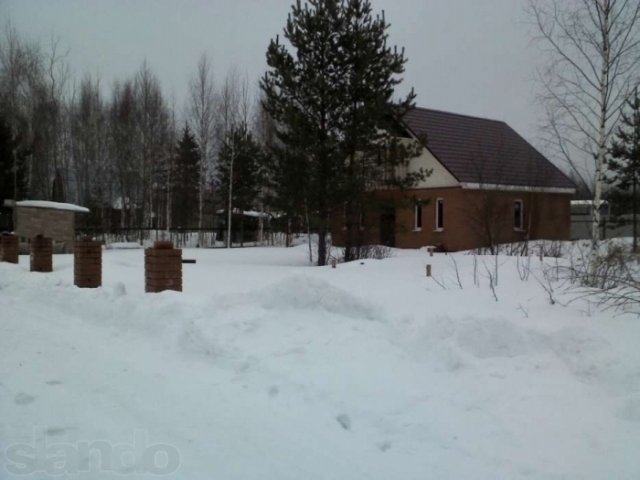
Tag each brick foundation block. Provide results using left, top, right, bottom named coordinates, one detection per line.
left=145, top=241, right=182, bottom=293
left=30, top=235, right=53, bottom=272
left=0, top=234, right=19, bottom=264
left=74, top=238, right=102, bottom=288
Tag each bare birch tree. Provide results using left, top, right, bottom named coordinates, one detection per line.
left=135, top=61, right=170, bottom=234
left=215, top=67, right=242, bottom=247
left=109, top=79, right=138, bottom=231
left=42, top=35, right=71, bottom=200
left=528, top=0, right=640, bottom=266
left=71, top=74, right=112, bottom=222
left=188, top=53, right=216, bottom=245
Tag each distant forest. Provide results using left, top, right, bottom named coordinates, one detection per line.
left=0, top=22, right=270, bottom=234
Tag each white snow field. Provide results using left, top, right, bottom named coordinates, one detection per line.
left=1, top=245, right=639, bottom=479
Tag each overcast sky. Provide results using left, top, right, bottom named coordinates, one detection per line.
left=1, top=0, right=545, bottom=144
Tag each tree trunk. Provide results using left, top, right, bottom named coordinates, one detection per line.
left=258, top=207, right=264, bottom=245
left=590, top=3, right=610, bottom=278
left=12, top=147, right=18, bottom=229
left=634, top=177, right=638, bottom=253
left=198, top=193, right=204, bottom=247
left=317, top=217, right=328, bottom=266
left=227, top=134, right=234, bottom=249
left=344, top=200, right=354, bottom=262
left=305, top=201, right=312, bottom=263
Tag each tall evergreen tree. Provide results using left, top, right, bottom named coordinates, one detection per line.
left=261, top=0, right=425, bottom=265
left=172, top=125, right=201, bottom=228
left=609, top=91, right=640, bottom=252
left=0, top=114, right=28, bottom=230
left=262, top=0, right=344, bottom=264
left=0, top=115, right=27, bottom=203
left=215, top=122, right=263, bottom=245
left=263, top=142, right=309, bottom=244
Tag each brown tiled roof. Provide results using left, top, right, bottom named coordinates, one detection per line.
left=402, top=107, right=575, bottom=190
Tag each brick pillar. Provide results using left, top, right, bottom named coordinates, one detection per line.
left=0, top=233, right=19, bottom=264
left=30, top=235, right=53, bottom=272
left=74, top=237, right=102, bottom=288
left=145, top=241, right=182, bottom=293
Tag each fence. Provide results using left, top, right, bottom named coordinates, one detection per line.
left=76, top=228, right=293, bottom=249
left=571, top=214, right=634, bottom=241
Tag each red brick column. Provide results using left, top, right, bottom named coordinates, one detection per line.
left=30, top=235, right=53, bottom=272
left=145, top=241, right=182, bottom=293
left=74, top=237, right=102, bottom=288
left=0, top=233, right=19, bottom=264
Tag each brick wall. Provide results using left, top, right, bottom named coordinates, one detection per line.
left=15, top=207, right=76, bottom=253
left=332, top=187, right=572, bottom=252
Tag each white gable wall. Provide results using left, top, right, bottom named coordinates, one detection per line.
left=404, top=146, right=459, bottom=189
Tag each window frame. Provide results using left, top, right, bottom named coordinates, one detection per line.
left=413, top=201, right=423, bottom=231
left=514, top=199, right=524, bottom=231
left=435, top=197, right=444, bottom=231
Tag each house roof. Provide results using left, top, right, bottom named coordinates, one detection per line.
left=402, top=107, right=575, bottom=191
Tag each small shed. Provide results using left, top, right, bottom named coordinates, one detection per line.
left=570, top=200, right=610, bottom=240
left=2, top=200, right=90, bottom=253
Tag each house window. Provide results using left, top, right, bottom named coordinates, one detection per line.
left=435, top=198, right=444, bottom=230
left=514, top=200, right=524, bottom=230
left=343, top=203, right=365, bottom=230
left=414, top=202, right=422, bottom=231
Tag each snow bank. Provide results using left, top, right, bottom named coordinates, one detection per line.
left=1, top=246, right=639, bottom=479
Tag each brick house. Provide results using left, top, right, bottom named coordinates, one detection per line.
left=333, top=107, right=576, bottom=252
left=3, top=200, right=89, bottom=253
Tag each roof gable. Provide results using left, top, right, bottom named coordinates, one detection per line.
left=402, top=108, right=575, bottom=191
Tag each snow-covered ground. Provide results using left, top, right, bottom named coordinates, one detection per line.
left=1, top=245, right=639, bottom=479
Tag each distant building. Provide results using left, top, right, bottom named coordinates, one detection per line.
left=570, top=200, right=610, bottom=240
left=2, top=200, right=89, bottom=253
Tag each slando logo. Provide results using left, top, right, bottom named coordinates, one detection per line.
left=4, top=429, right=181, bottom=476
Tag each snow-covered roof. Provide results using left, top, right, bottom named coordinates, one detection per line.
left=215, top=209, right=273, bottom=218
left=570, top=200, right=608, bottom=207
left=4, top=199, right=90, bottom=213
left=243, top=210, right=271, bottom=218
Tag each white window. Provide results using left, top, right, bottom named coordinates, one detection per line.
left=414, top=202, right=422, bottom=231
left=435, top=198, right=444, bottom=230
left=514, top=200, right=524, bottom=230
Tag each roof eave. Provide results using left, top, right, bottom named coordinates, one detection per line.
left=460, top=182, right=576, bottom=194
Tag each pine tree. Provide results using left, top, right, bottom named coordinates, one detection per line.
left=0, top=115, right=27, bottom=203
left=335, top=0, right=425, bottom=261
left=172, top=125, right=201, bottom=228
left=263, top=142, right=309, bottom=245
left=609, top=91, right=640, bottom=253
left=0, top=114, right=27, bottom=231
left=215, top=123, right=263, bottom=245
left=51, top=169, right=65, bottom=202
left=262, top=0, right=347, bottom=265
left=261, top=0, right=425, bottom=265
